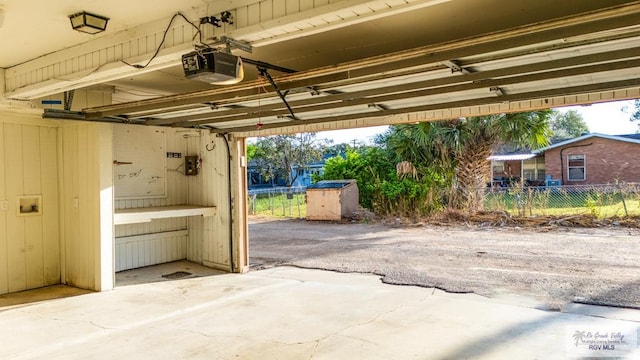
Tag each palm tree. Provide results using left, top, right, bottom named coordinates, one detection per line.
left=385, top=111, right=552, bottom=211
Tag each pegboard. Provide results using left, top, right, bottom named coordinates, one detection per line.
left=113, top=126, right=167, bottom=199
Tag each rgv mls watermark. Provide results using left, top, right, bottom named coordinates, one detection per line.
left=565, top=324, right=639, bottom=358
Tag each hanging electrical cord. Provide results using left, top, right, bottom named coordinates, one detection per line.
left=121, top=12, right=202, bottom=69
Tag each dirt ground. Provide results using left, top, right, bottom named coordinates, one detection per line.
left=248, top=216, right=640, bottom=310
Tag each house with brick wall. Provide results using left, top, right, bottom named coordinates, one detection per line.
left=536, top=133, right=640, bottom=185
left=488, top=133, right=640, bottom=186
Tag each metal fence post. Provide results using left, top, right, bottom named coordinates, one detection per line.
left=281, top=190, right=286, bottom=216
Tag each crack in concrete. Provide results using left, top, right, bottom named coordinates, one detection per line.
left=266, top=264, right=640, bottom=323
left=301, top=301, right=409, bottom=359
left=208, top=301, right=409, bottom=359
left=89, top=321, right=117, bottom=330
left=16, top=309, right=119, bottom=331
left=276, top=263, right=466, bottom=295
left=179, top=328, right=217, bottom=338
left=307, top=340, right=321, bottom=360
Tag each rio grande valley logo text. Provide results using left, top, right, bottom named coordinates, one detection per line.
left=572, top=330, right=626, bottom=350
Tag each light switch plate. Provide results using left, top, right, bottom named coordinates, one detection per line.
left=73, top=198, right=79, bottom=208
left=0, top=200, right=7, bottom=211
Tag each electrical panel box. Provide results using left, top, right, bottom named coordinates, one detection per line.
left=185, top=155, right=199, bottom=176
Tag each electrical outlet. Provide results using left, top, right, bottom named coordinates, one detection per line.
left=73, top=198, right=79, bottom=208
left=0, top=200, right=7, bottom=211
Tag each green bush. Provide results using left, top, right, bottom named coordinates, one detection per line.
left=374, top=178, right=443, bottom=217
left=318, top=148, right=444, bottom=217
left=318, top=148, right=394, bottom=209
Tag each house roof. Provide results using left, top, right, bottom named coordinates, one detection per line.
left=618, top=133, right=640, bottom=140
left=534, top=133, right=640, bottom=153
left=487, top=154, right=538, bottom=161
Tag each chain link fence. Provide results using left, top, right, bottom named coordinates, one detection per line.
left=481, top=183, right=640, bottom=218
left=248, top=183, right=640, bottom=219
left=248, top=187, right=307, bottom=218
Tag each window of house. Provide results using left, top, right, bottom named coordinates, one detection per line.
left=523, top=159, right=535, bottom=181
left=537, top=161, right=545, bottom=181
left=522, top=158, right=545, bottom=181
left=523, top=169, right=536, bottom=181
left=492, top=161, right=504, bottom=173
left=567, top=154, right=585, bottom=181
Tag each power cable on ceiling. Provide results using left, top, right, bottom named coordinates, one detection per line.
left=121, top=12, right=202, bottom=69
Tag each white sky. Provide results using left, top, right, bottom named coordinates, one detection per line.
left=317, top=99, right=639, bottom=144
left=556, top=100, right=637, bottom=135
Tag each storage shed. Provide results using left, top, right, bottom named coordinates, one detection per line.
left=306, top=180, right=359, bottom=221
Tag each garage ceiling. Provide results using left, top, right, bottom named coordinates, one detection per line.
left=3, top=0, right=640, bottom=135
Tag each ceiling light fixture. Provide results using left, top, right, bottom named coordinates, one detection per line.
left=68, top=11, right=109, bottom=34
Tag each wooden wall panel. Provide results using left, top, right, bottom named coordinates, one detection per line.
left=272, top=0, right=286, bottom=18
left=0, top=124, right=7, bottom=294
left=114, top=231, right=188, bottom=272
left=0, top=120, right=59, bottom=295
left=231, top=137, right=249, bottom=272
left=60, top=123, right=112, bottom=291
left=22, top=125, right=44, bottom=290
left=5, top=124, right=26, bottom=293
left=77, top=125, right=92, bottom=288
left=187, top=133, right=230, bottom=271
left=113, top=126, right=190, bottom=271
left=93, top=124, right=114, bottom=291
left=62, top=126, right=84, bottom=288
left=186, top=135, right=205, bottom=264
left=40, top=126, right=60, bottom=285
left=110, top=127, right=232, bottom=273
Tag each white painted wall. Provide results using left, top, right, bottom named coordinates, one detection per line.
left=0, top=111, right=60, bottom=295
left=114, top=125, right=190, bottom=271
left=59, top=122, right=114, bottom=291
left=0, top=110, right=244, bottom=295
left=186, top=133, right=231, bottom=271
left=112, top=126, right=236, bottom=273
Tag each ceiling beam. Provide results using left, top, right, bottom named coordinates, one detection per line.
left=212, top=78, right=640, bottom=133
left=143, top=47, right=640, bottom=126
left=178, top=58, right=640, bottom=127
left=234, top=86, right=640, bottom=137
left=80, top=3, right=640, bottom=118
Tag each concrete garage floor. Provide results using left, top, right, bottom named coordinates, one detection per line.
left=0, top=261, right=638, bottom=359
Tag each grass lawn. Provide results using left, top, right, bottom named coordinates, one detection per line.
left=249, top=192, right=307, bottom=218
left=484, top=190, right=640, bottom=218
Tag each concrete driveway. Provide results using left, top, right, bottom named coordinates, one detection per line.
left=1, top=261, right=638, bottom=359
left=249, top=218, right=640, bottom=309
